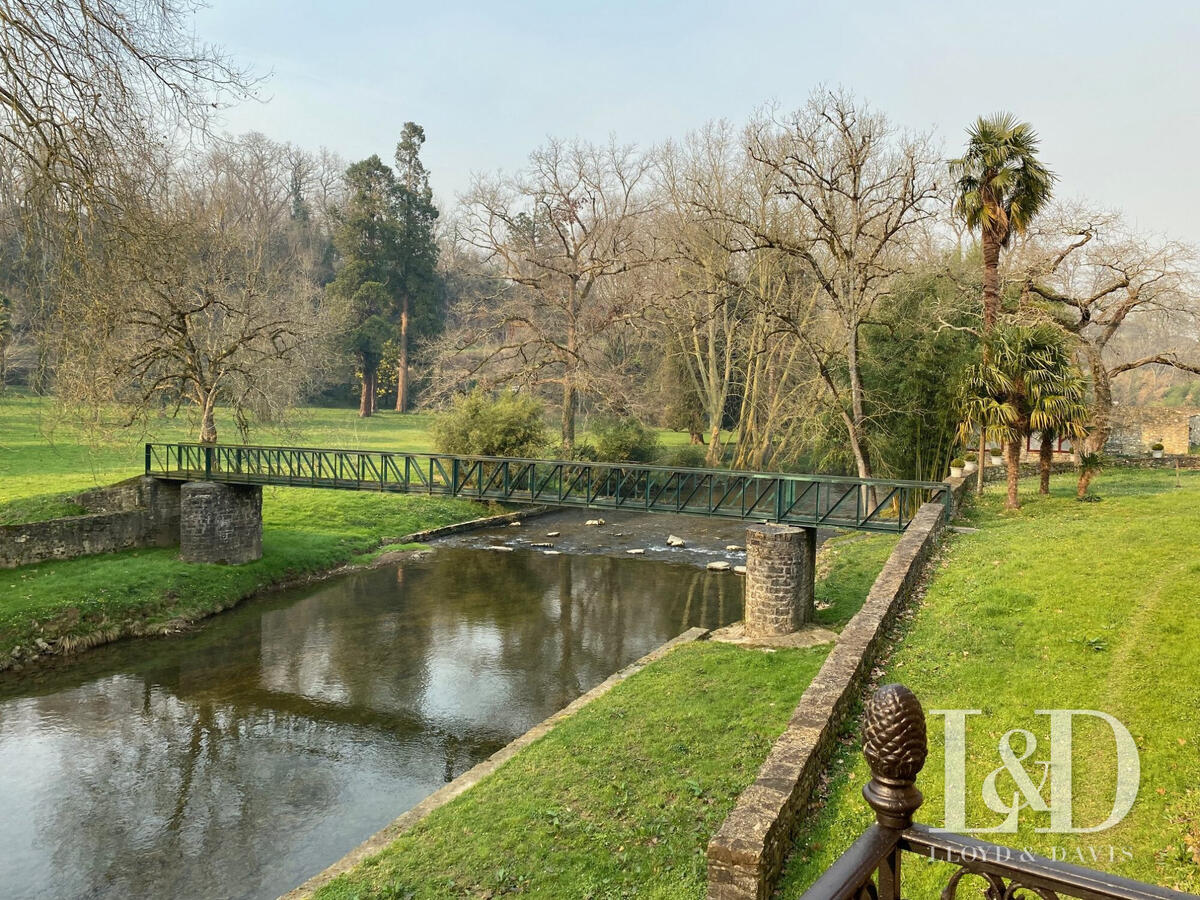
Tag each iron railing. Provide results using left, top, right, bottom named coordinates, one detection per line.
left=145, top=443, right=951, bottom=533
left=801, top=684, right=1195, bottom=900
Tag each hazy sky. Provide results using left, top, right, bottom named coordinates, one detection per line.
left=196, top=0, right=1200, bottom=242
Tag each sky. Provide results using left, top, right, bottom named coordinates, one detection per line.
left=195, top=0, right=1200, bottom=243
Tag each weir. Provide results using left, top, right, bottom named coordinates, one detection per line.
left=146, top=442, right=951, bottom=635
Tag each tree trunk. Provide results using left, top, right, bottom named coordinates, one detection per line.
left=706, top=424, right=722, bottom=467
left=982, top=227, right=1002, bottom=331
left=1083, top=345, right=1112, bottom=455
left=976, top=432, right=986, bottom=495
left=561, top=379, right=576, bottom=456
left=845, top=327, right=877, bottom=508
left=1077, top=468, right=1096, bottom=500
left=1039, top=433, right=1054, bottom=495
left=199, top=392, right=218, bottom=443
left=359, top=367, right=373, bottom=418
left=1004, top=435, right=1022, bottom=510
left=395, top=301, right=409, bottom=413
left=562, top=304, right=578, bottom=455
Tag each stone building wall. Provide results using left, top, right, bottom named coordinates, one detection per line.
left=1106, top=407, right=1198, bottom=456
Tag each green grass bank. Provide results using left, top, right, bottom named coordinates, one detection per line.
left=779, top=468, right=1200, bottom=896
left=315, top=642, right=824, bottom=900
left=0, top=394, right=488, bottom=667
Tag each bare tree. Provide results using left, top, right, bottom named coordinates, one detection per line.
left=1021, top=206, right=1200, bottom=454
left=54, top=136, right=336, bottom=442
left=653, top=123, right=753, bottom=464
left=742, top=89, right=941, bottom=483
left=453, top=138, right=654, bottom=453
left=0, top=0, right=253, bottom=208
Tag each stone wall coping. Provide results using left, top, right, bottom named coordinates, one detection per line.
left=279, top=625, right=711, bottom=900
left=705, top=489, right=952, bottom=899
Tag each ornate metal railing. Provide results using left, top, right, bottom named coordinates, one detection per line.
left=145, top=443, right=951, bottom=533
left=801, top=684, right=1195, bottom=900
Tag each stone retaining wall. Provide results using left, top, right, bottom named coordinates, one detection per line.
left=705, top=486, right=959, bottom=899
left=1, top=477, right=180, bottom=569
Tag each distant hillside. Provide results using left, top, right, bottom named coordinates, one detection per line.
left=1112, top=369, right=1200, bottom=407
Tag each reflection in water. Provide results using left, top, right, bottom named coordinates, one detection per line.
left=0, top=548, right=741, bottom=900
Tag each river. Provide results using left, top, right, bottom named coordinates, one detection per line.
left=0, top=511, right=749, bottom=900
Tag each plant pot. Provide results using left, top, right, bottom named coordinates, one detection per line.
left=1153, top=450, right=1163, bottom=459
left=963, top=461, right=978, bottom=474
left=950, top=466, right=964, bottom=478
left=989, top=454, right=1004, bottom=466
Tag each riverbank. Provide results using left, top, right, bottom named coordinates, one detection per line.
left=313, top=640, right=829, bottom=900
left=294, top=527, right=896, bottom=900
left=0, top=395, right=518, bottom=672
left=0, top=489, right=491, bottom=673
left=777, top=468, right=1200, bottom=895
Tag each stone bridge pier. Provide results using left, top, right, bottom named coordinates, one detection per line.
left=179, top=481, right=263, bottom=564
left=743, top=524, right=817, bottom=637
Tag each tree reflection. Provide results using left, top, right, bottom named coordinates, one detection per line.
left=0, top=548, right=743, bottom=900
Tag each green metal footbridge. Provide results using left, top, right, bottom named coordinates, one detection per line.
left=146, top=443, right=950, bottom=534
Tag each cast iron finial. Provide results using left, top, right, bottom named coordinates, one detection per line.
left=862, top=683, right=928, bottom=829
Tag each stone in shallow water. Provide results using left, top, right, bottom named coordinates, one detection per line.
left=626, top=548, right=645, bottom=555
left=530, top=542, right=553, bottom=548
left=545, top=531, right=561, bottom=537
left=584, top=518, right=605, bottom=526
left=707, top=560, right=731, bottom=571
left=666, top=534, right=686, bottom=547
left=725, top=544, right=745, bottom=552
left=508, top=521, right=522, bottom=527
left=543, top=550, right=561, bottom=555
left=733, top=565, right=747, bottom=576
left=486, top=545, right=515, bottom=552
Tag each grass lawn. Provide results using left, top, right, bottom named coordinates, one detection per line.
left=0, top=393, right=488, bottom=664
left=314, top=642, right=828, bottom=900
left=778, top=467, right=1200, bottom=896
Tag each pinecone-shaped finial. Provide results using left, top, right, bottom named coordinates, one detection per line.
left=862, top=683, right=927, bottom=829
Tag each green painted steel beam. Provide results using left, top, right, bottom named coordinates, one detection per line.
left=145, top=442, right=951, bottom=533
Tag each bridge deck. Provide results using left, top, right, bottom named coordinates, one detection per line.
left=146, top=443, right=950, bottom=534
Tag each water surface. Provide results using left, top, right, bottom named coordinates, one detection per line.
left=0, top=544, right=741, bottom=900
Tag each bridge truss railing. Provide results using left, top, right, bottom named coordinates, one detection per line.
left=146, top=443, right=951, bottom=533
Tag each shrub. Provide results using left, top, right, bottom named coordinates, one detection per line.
left=547, top=441, right=598, bottom=461
left=590, top=417, right=661, bottom=463
left=658, top=444, right=707, bottom=468
left=950, top=457, right=966, bottom=468
left=1151, top=442, right=1165, bottom=452
left=433, top=389, right=548, bottom=458
left=964, top=452, right=977, bottom=462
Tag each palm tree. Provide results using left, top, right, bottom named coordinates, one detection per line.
left=1029, top=366, right=1089, bottom=495
left=950, top=114, right=1056, bottom=331
left=958, top=321, right=1086, bottom=510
